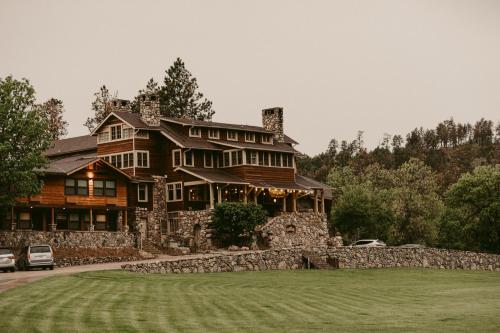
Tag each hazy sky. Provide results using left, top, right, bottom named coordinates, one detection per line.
left=1, top=0, right=499, bottom=155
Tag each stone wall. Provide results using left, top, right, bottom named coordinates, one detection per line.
left=172, top=209, right=213, bottom=251
left=122, top=249, right=304, bottom=274
left=0, top=231, right=135, bottom=249
left=325, top=247, right=500, bottom=271
left=262, top=107, right=284, bottom=142
left=258, top=212, right=328, bottom=251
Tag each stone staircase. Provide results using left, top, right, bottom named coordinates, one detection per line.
left=141, top=240, right=162, bottom=256
left=302, top=250, right=331, bottom=269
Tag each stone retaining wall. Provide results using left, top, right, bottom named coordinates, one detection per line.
left=122, top=247, right=500, bottom=274
left=122, top=249, right=304, bottom=274
left=0, top=231, right=136, bottom=249
left=326, top=247, right=500, bottom=271
left=56, top=255, right=142, bottom=268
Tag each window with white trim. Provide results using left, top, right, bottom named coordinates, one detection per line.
left=258, top=152, right=269, bottom=166
left=223, top=151, right=230, bottom=167
left=138, top=183, right=148, bottom=202
left=184, top=150, right=194, bottom=167
left=110, top=125, right=122, bottom=140
left=189, top=127, right=201, bottom=137
left=208, top=129, right=219, bottom=139
left=227, top=130, right=238, bottom=141
left=98, top=131, right=110, bottom=143
left=123, top=152, right=134, bottom=168
left=172, top=149, right=182, bottom=167
left=136, top=151, right=149, bottom=168
left=245, top=132, right=255, bottom=142
left=122, top=127, right=133, bottom=139
left=261, top=134, right=272, bottom=144
left=204, top=152, right=213, bottom=168
left=246, top=151, right=258, bottom=165
left=167, top=182, right=183, bottom=202
left=110, top=154, right=122, bottom=168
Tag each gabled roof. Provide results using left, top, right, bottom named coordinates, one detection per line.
left=38, top=153, right=131, bottom=179
left=296, top=174, right=332, bottom=199
left=44, top=135, right=97, bottom=157
left=159, top=122, right=222, bottom=150
left=90, top=111, right=153, bottom=135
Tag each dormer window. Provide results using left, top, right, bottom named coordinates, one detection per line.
left=110, top=125, right=122, bottom=140
left=208, top=129, right=220, bottom=139
left=227, top=130, right=238, bottom=141
left=261, top=134, right=272, bottom=144
left=189, top=127, right=201, bottom=137
left=245, top=132, right=255, bottom=142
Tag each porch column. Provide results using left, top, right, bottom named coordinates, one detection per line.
left=209, top=183, right=215, bottom=209
left=292, top=191, right=297, bottom=213
left=314, top=190, right=318, bottom=214
left=89, top=208, right=94, bottom=231
left=243, top=185, right=248, bottom=204
left=321, top=189, right=325, bottom=214
left=10, top=207, right=15, bottom=231
left=124, top=209, right=128, bottom=231
left=282, top=191, right=287, bottom=212
left=253, top=188, right=258, bottom=204
left=50, top=207, right=56, bottom=231
left=217, top=184, right=222, bottom=204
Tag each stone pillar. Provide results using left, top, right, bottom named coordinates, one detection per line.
left=314, top=190, right=318, bottom=214
left=209, top=183, right=215, bottom=209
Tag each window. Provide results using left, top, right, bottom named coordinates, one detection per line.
left=94, top=180, right=116, bottom=197
left=167, top=182, right=183, bottom=202
left=261, top=135, right=272, bottom=144
left=259, top=152, right=269, bottom=166
left=95, top=214, right=106, bottom=231
left=138, top=183, right=148, bottom=202
left=208, top=129, right=219, bottom=139
left=123, top=152, right=134, bottom=168
left=204, top=152, right=213, bottom=168
left=135, top=130, right=149, bottom=139
left=122, top=127, right=133, bottom=139
left=18, top=212, right=31, bottom=230
left=136, top=151, right=149, bottom=168
left=69, top=213, right=80, bottom=230
left=103, top=156, right=110, bottom=163
left=56, top=212, right=68, bottom=230
left=110, top=125, right=122, bottom=140
left=245, top=132, right=255, bottom=142
left=98, top=131, right=109, bottom=143
left=184, top=150, right=194, bottom=167
left=227, top=130, right=238, bottom=141
left=270, top=152, right=276, bottom=167
left=111, top=154, right=122, bottom=168
left=282, top=154, right=293, bottom=168
left=65, top=179, right=88, bottom=195
left=274, top=153, right=282, bottom=167
left=189, top=127, right=201, bottom=137
left=223, top=151, right=230, bottom=167
left=172, top=149, right=182, bottom=167
left=246, top=151, right=258, bottom=165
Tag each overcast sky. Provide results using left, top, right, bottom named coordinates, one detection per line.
left=1, top=0, right=499, bottom=155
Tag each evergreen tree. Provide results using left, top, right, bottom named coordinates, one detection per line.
left=159, top=58, right=215, bottom=120
left=37, top=98, right=68, bottom=141
left=0, top=76, right=52, bottom=207
left=83, top=85, right=115, bottom=132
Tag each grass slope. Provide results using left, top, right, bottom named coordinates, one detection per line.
left=0, top=269, right=499, bottom=333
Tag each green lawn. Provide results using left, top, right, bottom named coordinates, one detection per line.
left=0, top=269, right=499, bottom=333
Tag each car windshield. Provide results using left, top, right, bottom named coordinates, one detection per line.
left=30, top=246, right=51, bottom=253
left=0, top=248, right=12, bottom=255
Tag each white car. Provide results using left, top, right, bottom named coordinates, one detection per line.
left=0, top=248, right=16, bottom=272
left=17, top=244, right=54, bottom=271
left=349, top=239, right=386, bottom=247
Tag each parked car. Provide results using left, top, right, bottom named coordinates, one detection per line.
left=399, top=244, right=426, bottom=248
left=0, top=248, right=16, bottom=272
left=349, top=239, right=387, bottom=247
left=17, top=245, right=54, bottom=271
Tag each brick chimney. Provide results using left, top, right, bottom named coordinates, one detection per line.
left=262, top=107, right=284, bottom=143
left=139, top=94, right=160, bottom=127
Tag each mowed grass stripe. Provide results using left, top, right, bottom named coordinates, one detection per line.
left=0, top=269, right=499, bottom=333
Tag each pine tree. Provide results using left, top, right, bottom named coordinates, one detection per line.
left=83, top=85, right=115, bottom=132
left=37, top=98, right=68, bottom=141
left=159, top=58, right=215, bottom=120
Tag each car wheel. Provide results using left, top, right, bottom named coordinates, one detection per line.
left=10, top=267, right=15, bottom=273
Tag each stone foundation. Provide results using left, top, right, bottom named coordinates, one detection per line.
left=0, top=231, right=135, bottom=249
left=258, top=212, right=329, bottom=251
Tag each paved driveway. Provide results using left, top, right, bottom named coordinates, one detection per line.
left=0, top=257, right=169, bottom=294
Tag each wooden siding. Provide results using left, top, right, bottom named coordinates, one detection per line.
left=224, top=165, right=295, bottom=183
left=97, top=139, right=134, bottom=156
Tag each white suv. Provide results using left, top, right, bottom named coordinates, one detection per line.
left=349, top=239, right=386, bottom=247
left=0, top=248, right=16, bottom=272
left=17, top=245, right=54, bottom=271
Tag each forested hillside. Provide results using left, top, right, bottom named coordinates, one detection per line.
left=297, top=118, right=500, bottom=253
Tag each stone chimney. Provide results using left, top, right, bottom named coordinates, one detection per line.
left=107, top=99, right=132, bottom=113
left=139, top=94, right=160, bottom=127
left=262, top=107, right=284, bottom=143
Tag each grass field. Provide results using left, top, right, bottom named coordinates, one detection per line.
left=0, top=269, right=499, bottom=333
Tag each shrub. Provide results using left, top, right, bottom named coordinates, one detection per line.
left=211, top=202, right=267, bottom=247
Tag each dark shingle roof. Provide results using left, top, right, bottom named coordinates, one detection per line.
left=114, top=112, right=151, bottom=129
left=38, top=154, right=99, bottom=175
left=159, top=123, right=222, bottom=150
left=44, top=135, right=97, bottom=157
left=295, top=174, right=332, bottom=199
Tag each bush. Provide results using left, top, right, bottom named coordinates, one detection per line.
left=211, top=202, right=267, bottom=247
